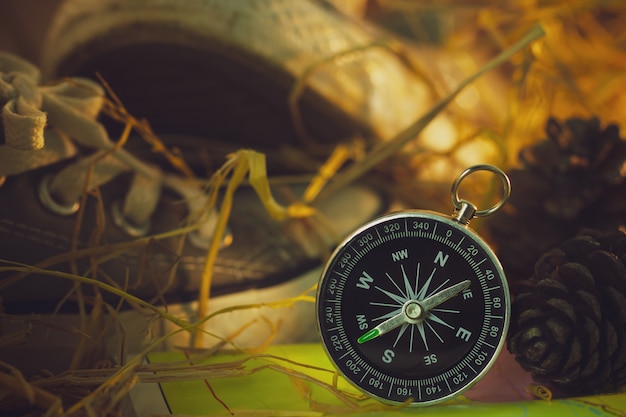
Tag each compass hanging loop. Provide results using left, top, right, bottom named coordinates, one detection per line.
left=451, top=164, right=511, bottom=225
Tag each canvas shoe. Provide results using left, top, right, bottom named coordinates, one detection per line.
left=0, top=49, right=387, bottom=357
left=1, top=0, right=433, bottom=353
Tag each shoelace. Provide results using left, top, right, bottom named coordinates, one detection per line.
left=0, top=52, right=216, bottom=243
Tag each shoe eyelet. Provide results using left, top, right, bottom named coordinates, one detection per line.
left=111, top=200, right=151, bottom=237
left=38, top=175, right=80, bottom=215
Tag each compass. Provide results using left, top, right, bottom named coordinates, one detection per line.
left=316, top=165, right=511, bottom=406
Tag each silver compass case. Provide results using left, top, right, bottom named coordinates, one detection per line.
left=316, top=165, right=512, bottom=406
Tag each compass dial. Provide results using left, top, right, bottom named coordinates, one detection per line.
left=316, top=210, right=510, bottom=406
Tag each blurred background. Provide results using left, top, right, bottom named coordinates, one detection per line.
left=0, top=0, right=62, bottom=62
left=2, top=1, right=626, bottom=413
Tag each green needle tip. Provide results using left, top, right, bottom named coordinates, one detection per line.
left=357, top=328, right=380, bottom=344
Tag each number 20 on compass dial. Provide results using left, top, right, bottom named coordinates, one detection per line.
left=316, top=165, right=511, bottom=406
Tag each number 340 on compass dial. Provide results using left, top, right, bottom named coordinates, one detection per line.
left=316, top=165, right=511, bottom=406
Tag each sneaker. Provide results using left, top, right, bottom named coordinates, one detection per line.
left=1, top=0, right=431, bottom=354
left=0, top=53, right=386, bottom=369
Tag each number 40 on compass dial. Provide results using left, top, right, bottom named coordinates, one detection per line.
left=316, top=165, right=511, bottom=406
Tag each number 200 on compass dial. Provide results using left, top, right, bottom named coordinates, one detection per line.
left=316, top=209, right=510, bottom=406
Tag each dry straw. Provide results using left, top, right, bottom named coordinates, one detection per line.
left=4, top=0, right=626, bottom=413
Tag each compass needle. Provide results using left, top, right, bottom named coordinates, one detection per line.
left=317, top=165, right=512, bottom=405
left=358, top=311, right=407, bottom=343
left=421, top=280, right=471, bottom=312
left=357, top=328, right=380, bottom=344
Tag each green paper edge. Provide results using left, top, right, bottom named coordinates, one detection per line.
left=146, top=344, right=626, bottom=416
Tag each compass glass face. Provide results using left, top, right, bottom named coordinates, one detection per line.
left=316, top=211, right=510, bottom=406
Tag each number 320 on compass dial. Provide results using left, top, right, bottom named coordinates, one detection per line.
left=316, top=210, right=510, bottom=406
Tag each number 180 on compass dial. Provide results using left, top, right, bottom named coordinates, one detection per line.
left=316, top=211, right=510, bottom=406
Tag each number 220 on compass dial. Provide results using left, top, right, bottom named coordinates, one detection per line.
left=316, top=210, right=510, bottom=406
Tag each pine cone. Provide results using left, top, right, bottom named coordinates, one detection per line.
left=507, top=229, right=626, bottom=394
left=487, top=116, right=626, bottom=283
